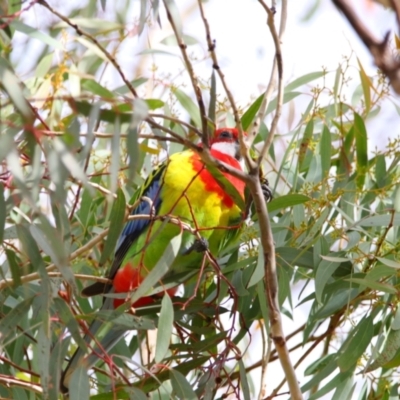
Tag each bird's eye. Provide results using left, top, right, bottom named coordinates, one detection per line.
left=218, top=130, right=233, bottom=140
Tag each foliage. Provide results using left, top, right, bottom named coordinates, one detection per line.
left=1, top=1, right=400, bottom=399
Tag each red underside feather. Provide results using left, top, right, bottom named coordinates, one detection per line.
left=113, top=264, right=177, bottom=308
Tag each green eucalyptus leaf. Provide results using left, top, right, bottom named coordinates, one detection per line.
left=155, top=294, right=174, bottom=363
left=170, top=369, right=198, bottom=400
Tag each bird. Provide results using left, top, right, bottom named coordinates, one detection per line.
left=60, top=128, right=251, bottom=393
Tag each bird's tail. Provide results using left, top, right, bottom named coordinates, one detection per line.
left=60, top=296, right=125, bottom=394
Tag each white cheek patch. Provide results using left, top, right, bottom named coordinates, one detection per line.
left=211, top=141, right=238, bottom=159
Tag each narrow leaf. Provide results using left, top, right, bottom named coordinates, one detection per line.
left=30, top=220, right=75, bottom=288
left=110, top=116, right=121, bottom=195
left=301, top=357, right=337, bottom=393
left=0, top=297, right=34, bottom=344
left=308, top=371, right=352, bottom=400
left=69, top=365, right=90, bottom=400
left=48, top=336, right=70, bottom=400
left=145, top=99, right=164, bottom=109
left=239, top=359, right=251, bottom=400
left=241, top=93, right=264, bottom=130
left=285, top=71, right=326, bottom=92
left=161, top=34, right=198, bottom=46
left=38, top=326, right=51, bottom=398
left=353, top=112, right=368, bottom=190
left=338, top=316, right=373, bottom=371
left=100, top=189, right=126, bottom=264
left=357, top=57, right=372, bottom=114
left=128, top=99, right=149, bottom=179
left=377, top=257, right=400, bottom=269
left=208, top=70, right=216, bottom=124
left=138, top=0, right=147, bottom=35
left=71, top=100, right=147, bottom=125
left=52, top=137, right=89, bottom=187
left=11, top=21, right=63, bottom=49
left=266, top=91, right=301, bottom=115
left=331, top=378, right=356, bottom=400
left=299, top=119, right=313, bottom=169
left=0, top=184, right=4, bottom=242
left=320, top=125, right=331, bottom=177
left=358, top=214, right=400, bottom=227
left=267, top=194, right=309, bottom=213
left=163, top=0, right=182, bottom=36
left=54, top=299, right=88, bottom=350
left=155, top=294, right=174, bottom=363
left=248, top=247, right=264, bottom=287
left=0, top=57, right=34, bottom=121
left=365, top=329, right=400, bottom=372
left=170, top=369, right=198, bottom=400
left=123, top=387, right=148, bottom=400
left=206, top=163, right=245, bottom=210
left=315, top=258, right=342, bottom=304
left=375, top=154, right=387, bottom=188
left=130, top=234, right=182, bottom=305
left=173, top=89, right=201, bottom=127
left=5, top=249, right=22, bottom=288
left=345, top=278, right=397, bottom=294
left=16, top=224, right=46, bottom=273
left=82, top=79, right=114, bottom=99
left=123, top=357, right=209, bottom=395
left=391, top=307, right=400, bottom=330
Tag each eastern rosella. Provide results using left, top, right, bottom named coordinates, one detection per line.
left=60, top=128, right=249, bottom=393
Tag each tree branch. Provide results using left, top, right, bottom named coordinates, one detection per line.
left=332, top=0, right=400, bottom=94
left=248, top=173, right=303, bottom=400
left=0, top=374, right=43, bottom=394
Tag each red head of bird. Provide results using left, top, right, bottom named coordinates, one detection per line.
left=210, top=128, right=245, bottom=161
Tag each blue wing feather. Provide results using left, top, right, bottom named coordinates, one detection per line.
left=106, top=163, right=166, bottom=281
left=115, top=175, right=163, bottom=252
left=80, top=163, right=166, bottom=298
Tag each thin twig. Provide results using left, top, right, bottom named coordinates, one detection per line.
left=48, top=272, right=111, bottom=284
left=162, top=0, right=209, bottom=145
left=256, top=1, right=285, bottom=166
left=249, top=0, right=287, bottom=149
left=144, top=118, right=201, bottom=151
left=149, top=113, right=202, bottom=135
left=39, top=130, right=187, bottom=144
left=196, top=0, right=250, bottom=164
left=0, top=355, right=40, bottom=378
